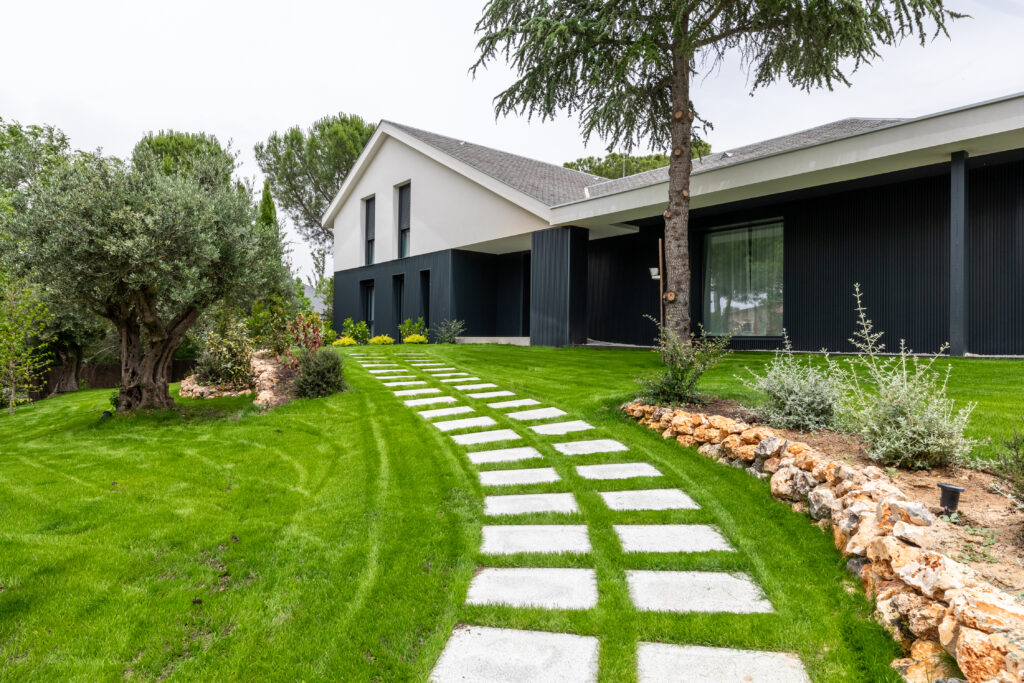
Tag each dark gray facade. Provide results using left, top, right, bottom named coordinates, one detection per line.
left=334, top=149, right=1024, bottom=355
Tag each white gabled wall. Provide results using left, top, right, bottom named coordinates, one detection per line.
left=333, top=136, right=547, bottom=272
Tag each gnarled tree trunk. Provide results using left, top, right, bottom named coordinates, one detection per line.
left=49, top=344, right=84, bottom=395
left=663, top=34, right=693, bottom=340
left=113, top=300, right=198, bottom=412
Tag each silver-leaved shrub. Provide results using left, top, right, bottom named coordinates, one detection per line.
left=838, top=285, right=976, bottom=470
left=739, top=332, right=843, bottom=431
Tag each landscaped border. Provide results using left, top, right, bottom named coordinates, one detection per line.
left=623, top=402, right=1024, bottom=683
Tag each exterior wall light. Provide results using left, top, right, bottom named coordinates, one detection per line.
left=649, top=267, right=660, bottom=280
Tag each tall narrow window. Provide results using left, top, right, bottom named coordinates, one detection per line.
left=361, top=281, right=375, bottom=335
left=393, top=274, right=405, bottom=331
left=364, top=197, right=375, bottom=265
left=419, top=270, right=431, bottom=328
left=398, top=184, right=411, bottom=258
left=702, top=222, right=783, bottom=336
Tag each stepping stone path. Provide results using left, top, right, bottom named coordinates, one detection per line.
left=358, top=352, right=808, bottom=682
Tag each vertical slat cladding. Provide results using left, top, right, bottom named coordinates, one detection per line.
left=530, top=228, right=569, bottom=346
left=333, top=250, right=452, bottom=335
left=968, top=159, right=1024, bottom=355
left=587, top=228, right=662, bottom=345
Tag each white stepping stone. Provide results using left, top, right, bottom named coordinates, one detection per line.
left=576, top=463, right=662, bottom=480
left=488, top=398, right=540, bottom=409
left=424, top=367, right=457, bottom=372
left=600, top=489, right=699, bottom=511
left=440, top=376, right=480, bottom=383
left=454, top=383, right=498, bottom=390
left=468, top=446, right=543, bottom=465
left=554, top=439, right=629, bottom=455
left=466, top=568, right=597, bottom=609
left=405, top=396, right=457, bottom=407
left=368, top=368, right=409, bottom=374
left=377, top=376, right=416, bottom=381
left=452, top=429, right=521, bottom=446
left=637, top=643, right=809, bottom=683
left=431, top=625, right=598, bottom=683
left=531, top=420, right=593, bottom=435
left=626, top=571, right=773, bottom=613
left=382, top=380, right=426, bottom=387
left=481, top=525, right=591, bottom=554
left=470, top=390, right=515, bottom=399
left=507, top=407, right=567, bottom=421
left=484, top=492, right=579, bottom=516
left=411, top=362, right=444, bottom=366
left=433, top=416, right=498, bottom=432
left=394, top=388, right=441, bottom=396
left=615, top=525, right=732, bottom=553
left=430, top=372, right=470, bottom=377
left=478, top=467, right=559, bottom=486
left=418, top=406, right=475, bottom=419
left=361, top=363, right=397, bottom=367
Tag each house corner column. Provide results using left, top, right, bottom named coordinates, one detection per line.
left=950, top=150, right=969, bottom=357
left=530, top=226, right=589, bottom=347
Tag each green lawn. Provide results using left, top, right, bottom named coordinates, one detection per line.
left=3, top=344, right=1014, bottom=681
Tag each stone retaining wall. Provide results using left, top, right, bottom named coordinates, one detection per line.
left=624, top=402, right=1024, bottom=683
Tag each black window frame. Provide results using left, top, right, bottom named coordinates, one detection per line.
left=364, top=196, right=375, bottom=265
left=398, top=183, right=411, bottom=259
left=361, top=280, right=375, bottom=335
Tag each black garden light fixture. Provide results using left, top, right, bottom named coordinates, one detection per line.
left=937, top=483, right=965, bottom=514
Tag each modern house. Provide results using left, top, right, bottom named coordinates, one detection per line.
left=323, top=93, right=1024, bottom=355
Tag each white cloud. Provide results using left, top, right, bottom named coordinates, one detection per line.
left=3, top=0, right=1019, bottom=277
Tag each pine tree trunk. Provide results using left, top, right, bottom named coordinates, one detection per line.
left=49, top=345, right=83, bottom=395
left=663, top=30, right=694, bottom=340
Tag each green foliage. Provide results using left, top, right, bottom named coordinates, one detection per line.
left=397, top=317, right=428, bottom=341
left=564, top=147, right=710, bottom=179
left=637, top=317, right=732, bottom=405
left=473, top=1, right=960, bottom=154
left=294, top=348, right=346, bottom=398
left=254, top=113, right=375, bottom=248
left=0, top=117, right=69, bottom=220
left=432, top=319, right=466, bottom=345
left=10, top=132, right=279, bottom=410
left=341, top=318, right=371, bottom=345
left=739, top=332, right=843, bottom=431
left=402, top=334, right=428, bottom=345
left=368, top=335, right=394, bottom=345
left=838, top=285, right=976, bottom=470
left=995, top=418, right=1024, bottom=500
left=0, top=275, right=51, bottom=415
left=247, top=295, right=293, bottom=355
left=194, top=318, right=255, bottom=389
left=254, top=179, right=294, bottom=301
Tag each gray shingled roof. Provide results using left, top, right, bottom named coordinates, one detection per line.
left=385, top=121, right=603, bottom=206
left=386, top=116, right=906, bottom=208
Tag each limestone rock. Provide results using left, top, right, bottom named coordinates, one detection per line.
left=948, top=587, right=1024, bottom=634
left=676, top=434, right=698, bottom=447
left=891, top=639, right=959, bottom=683
left=770, top=465, right=818, bottom=502
left=739, top=426, right=774, bottom=445
left=697, top=442, right=721, bottom=458
left=892, top=593, right=947, bottom=640
left=879, top=497, right=934, bottom=527
left=894, top=521, right=929, bottom=548
left=867, top=536, right=922, bottom=581
left=955, top=627, right=1010, bottom=682
left=754, top=436, right=786, bottom=459
left=808, top=485, right=837, bottom=521
left=897, top=551, right=972, bottom=600
left=846, top=512, right=885, bottom=557
left=763, top=457, right=782, bottom=474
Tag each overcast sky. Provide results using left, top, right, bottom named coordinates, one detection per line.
left=4, top=0, right=1023, bottom=278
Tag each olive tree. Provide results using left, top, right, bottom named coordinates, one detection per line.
left=13, top=132, right=280, bottom=411
left=474, top=0, right=961, bottom=338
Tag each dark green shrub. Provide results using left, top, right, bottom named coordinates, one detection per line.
left=247, top=295, right=291, bottom=354
left=295, top=348, right=346, bottom=398
left=341, top=317, right=371, bottom=345
left=432, top=319, right=466, bottom=344
left=195, top=319, right=254, bottom=388
left=637, top=317, right=732, bottom=405
left=398, top=317, right=428, bottom=340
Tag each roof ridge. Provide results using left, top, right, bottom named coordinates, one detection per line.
left=382, top=120, right=604, bottom=182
